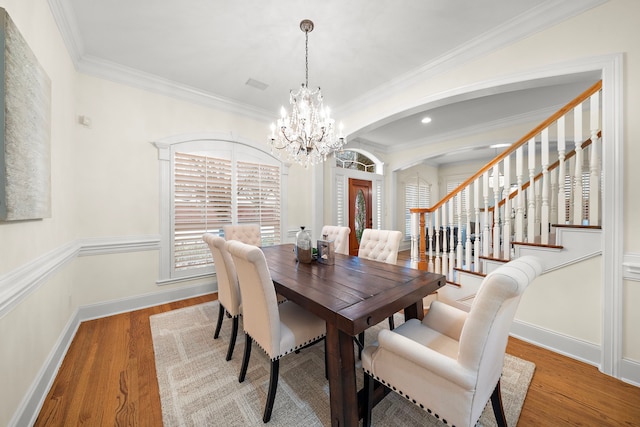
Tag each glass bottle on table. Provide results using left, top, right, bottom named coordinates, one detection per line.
left=295, top=226, right=313, bottom=263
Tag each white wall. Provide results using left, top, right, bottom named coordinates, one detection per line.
left=1, top=0, right=639, bottom=424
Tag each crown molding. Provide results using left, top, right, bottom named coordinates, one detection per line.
left=336, top=0, right=608, bottom=118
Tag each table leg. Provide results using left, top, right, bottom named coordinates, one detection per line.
left=403, top=298, right=425, bottom=321
left=326, top=323, right=359, bottom=427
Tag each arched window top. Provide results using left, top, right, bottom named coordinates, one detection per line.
left=335, top=149, right=383, bottom=174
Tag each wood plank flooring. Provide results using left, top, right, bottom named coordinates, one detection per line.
left=35, top=287, right=640, bottom=426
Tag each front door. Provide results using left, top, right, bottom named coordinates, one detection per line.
left=348, top=178, right=372, bottom=256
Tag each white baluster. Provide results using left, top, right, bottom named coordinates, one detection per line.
left=435, top=205, right=441, bottom=275
left=465, top=183, right=472, bottom=270
left=515, top=146, right=525, bottom=241
left=448, top=199, right=455, bottom=278
left=427, top=211, right=434, bottom=271
left=502, top=154, right=511, bottom=259
left=527, top=137, right=536, bottom=242
left=410, top=212, right=419, bottom=268
left=557, top=116, right=567, bottom=224
left=541, top=128, right=550, bottom=244
left=483, top=171, right=490, bottom=257
left=573, top=103, right=584, bottom=225
left=456, top=192, right=463, bottom=268
left=492, top=164, right=501, bottom=258
left=473, top=178, right=480, bottom=272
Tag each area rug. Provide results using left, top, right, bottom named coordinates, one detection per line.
left=151, top=301, right=535, bottom=426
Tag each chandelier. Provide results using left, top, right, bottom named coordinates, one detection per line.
left=269, top=19, right=346, bottom=167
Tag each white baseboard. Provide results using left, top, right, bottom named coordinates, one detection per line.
left=619, top=358, right=640, bottom=387
left=510, top=319, right=601, bottom=367
left=11, top=282, right=214, bottom=427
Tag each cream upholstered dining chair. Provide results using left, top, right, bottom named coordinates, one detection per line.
left=356, top=228, right=403, bottom=352
left=203, top=233, right=241, bottom=361
left=361, top=255, right=543, bottom=427
left=226, top=240, right=327, bottom=423
left=357, top=228, right=403, bottom=265
left=223, top=223, right=262, bottom=246
left=320, top=225, right=351, bottom=255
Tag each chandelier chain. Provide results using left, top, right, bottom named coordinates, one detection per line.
left=305, top=30, right=309, bottom=87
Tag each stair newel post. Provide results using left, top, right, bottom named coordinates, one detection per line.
left=557, top=116, right=567, bottom=224
left=482, top=171, right=490, bottom=257
left=589, top=91, right=601, bottom=226
left=434, top=205, right=441, bottom=274
left=541, top=128, right=550, bottom=244
left=473, top=178, right=481, bottom=272
left=492, top=163, right=501, bottom=258
left=527, top=137, right=536, bottom=243
left=448, top=199, right=455, bottom=279
left=456, top=192, right=463, bottom=269
left=465, top=183, right=472, bottom=270
left=502, top=155, right=512, bottom=260
left=515, top=146, right=525, bottom=241
left=573, top=103, right=584, bottom=225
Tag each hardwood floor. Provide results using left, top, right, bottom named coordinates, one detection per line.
left=35, top=295, right=640, bottom=426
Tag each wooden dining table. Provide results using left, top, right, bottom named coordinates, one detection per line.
left=261, top=244, right=445, bottom=427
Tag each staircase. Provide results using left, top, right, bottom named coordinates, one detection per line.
left=410, top=81, right=603, bottom=311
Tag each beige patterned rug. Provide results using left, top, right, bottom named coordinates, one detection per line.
left=150, top=301, right=535, bottom=426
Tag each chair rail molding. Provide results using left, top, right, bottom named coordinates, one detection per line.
left=0, top=235, right=160, bottom=318
left=623, top=253, right=640, bottom=282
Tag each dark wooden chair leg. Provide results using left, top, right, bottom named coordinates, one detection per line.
left=263, top=359, right=280, bottom=423
left=490, top=379, right=508, bottom=427
left=225, top=316, right=239, bottom=361
left=239, top=334, right=252, bottom=383
left=388, top=315, right=395, bottom=330
left=214, top=303, right=225, bottom=339
left=363, top=372, right=374, bottom=427
left=324, top=338, right=328, bottom=379
left=357, top=332, right=365, bottom=359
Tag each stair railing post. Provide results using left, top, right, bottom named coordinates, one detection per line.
left=473, top=178, right=481, bottom=272
left=541, top=128, right=550, bottom=244
left=573, top=103, right=584, bottom=225
left=492, top=164, right=501, bottom=258
left=527, top=137, right=536, bottom=242
left=502, top=155, right=512, bottom=260
left=482, top=171, right=490, bottom=257
left=515, top=146, right=525, bottom=241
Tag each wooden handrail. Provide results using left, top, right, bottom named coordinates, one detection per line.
left=411, top=80, right=602, bottom=215
left=492, top=130, right=600, bottom=210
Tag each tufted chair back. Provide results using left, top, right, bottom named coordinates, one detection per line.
left=223, top=224, right=262, bottom=246
left=357, top=229, right=403, bottom=264
left=321, top=225, right=351, bottom=255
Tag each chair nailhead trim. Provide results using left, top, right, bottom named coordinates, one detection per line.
left=249, top=333, right=326, bottom=361
left=363, top=368, right=449, bottom=424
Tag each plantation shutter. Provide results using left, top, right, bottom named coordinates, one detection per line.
left=405, top=181, right=430, bottom=237
left=236, top=161, right=281, bottom=246
left=173, top=153, right=232, bottom=270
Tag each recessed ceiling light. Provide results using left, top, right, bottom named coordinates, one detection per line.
left=421, top=116, right=432, bottom=124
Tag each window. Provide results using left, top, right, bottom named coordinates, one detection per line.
left=154, top=137, right=283, bottom=283
left=404, top=178, right=431, bottom=237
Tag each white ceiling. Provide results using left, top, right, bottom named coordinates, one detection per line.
left=51, top=0, right=604, bottom=165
